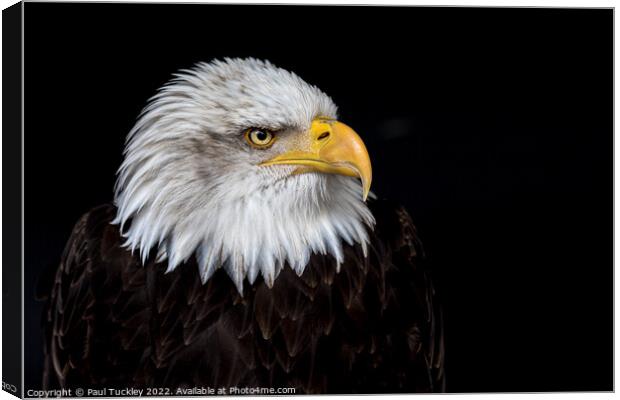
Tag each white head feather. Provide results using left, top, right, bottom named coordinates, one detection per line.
left=113, top=58, right=375, bottom=293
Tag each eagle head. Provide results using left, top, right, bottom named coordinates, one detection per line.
left=113, top=58, right=375, bottom=292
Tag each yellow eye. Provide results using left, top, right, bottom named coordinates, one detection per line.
left=245, top=128, right=275, bottom=148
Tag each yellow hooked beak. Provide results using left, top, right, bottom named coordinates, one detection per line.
left=261, top=118, right=372, bottom=201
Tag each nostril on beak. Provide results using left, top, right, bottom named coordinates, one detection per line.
left=317, top=131, right=330, bottom=141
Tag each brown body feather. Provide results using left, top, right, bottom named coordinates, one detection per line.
left=41, top=199, right=444, bottom=393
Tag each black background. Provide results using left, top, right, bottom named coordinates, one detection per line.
left=23, top=4, right=613, bottom=393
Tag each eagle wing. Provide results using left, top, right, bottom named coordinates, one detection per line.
left=41, top=205, right=152, bottom=388
left=333, top=198, right=445, bottom=392
left=41, top=204, right=254, bottom=390
left=376, top=201, right=445, bottom=391
left=245, top=198, right=446, bottom=392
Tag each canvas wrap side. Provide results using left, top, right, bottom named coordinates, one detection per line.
left=2, top=1, right=23, bottom=398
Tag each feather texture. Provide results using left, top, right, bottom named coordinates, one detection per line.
left=41, top=200, right=444, bottom=393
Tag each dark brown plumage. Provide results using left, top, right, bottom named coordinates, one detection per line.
left=40, top=199, right=444, bottom=394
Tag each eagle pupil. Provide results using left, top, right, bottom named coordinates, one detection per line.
left=256, top=131, right=268, bottom=141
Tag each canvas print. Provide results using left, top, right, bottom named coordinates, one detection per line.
left=2, top=2, right=613, bottom=397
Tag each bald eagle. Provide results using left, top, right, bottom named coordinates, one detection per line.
left=40, top=58, right=444, bottom=394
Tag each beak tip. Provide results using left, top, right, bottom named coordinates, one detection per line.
left=362, top=180, right=371, bottom=202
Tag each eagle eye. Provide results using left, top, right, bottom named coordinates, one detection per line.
left=245, top=128, right=275, bottom=149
